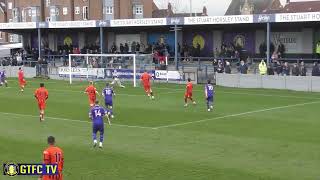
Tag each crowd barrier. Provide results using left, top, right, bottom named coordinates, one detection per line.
left=215, top=73, right=320, bottom=92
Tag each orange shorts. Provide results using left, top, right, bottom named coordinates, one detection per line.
left=38, top=101, right=46, bottom=110
left=89, top=96, right=96, bottom=106
left=42, top=174, right=63, bottom=180
left=19, top=79, right=26, bottom=87
left=185, top=92, right=192, bottom=98
left=143, top=84, right=151, bottom=93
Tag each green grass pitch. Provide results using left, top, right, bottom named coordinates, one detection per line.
left=0, top=78, right=320, bottom=180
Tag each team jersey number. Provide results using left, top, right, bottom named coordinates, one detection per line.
left=55, top=152, right=62, bottom=163
left=105, top=89, right=112, bottom=95
left=208, top=85, right=213, bottom=91
left=94, top=110, right=102, bottom=117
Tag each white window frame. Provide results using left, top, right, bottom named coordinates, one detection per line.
left=56, top=8, right=59, bottom=16
left=82, top=6, right=88, bottom=20
left=46, top=0, right=51, bottom=7
left=0, top=32, right=3, bottom=40
left=12, top=8, right=18, bottom=19
left=105, top=6, right=113, bottom=15
left=63, top=7, right=68, bottom=15
left=28, top=9, right=32, bottom=17
left=75, top=7, right=80, bottom=15
left=8, top=2, right=12, bottom=10
left=135, top=5, right=143, bottom=15
left=9, top=34, right=14, bottom=42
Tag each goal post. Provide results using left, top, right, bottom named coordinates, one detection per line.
left=68, top=53, right=137, bottom=87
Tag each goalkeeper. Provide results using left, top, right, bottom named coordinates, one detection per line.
left=110, top=69, right=125, bottom=88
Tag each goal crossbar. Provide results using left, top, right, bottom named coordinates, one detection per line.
left=68, top=54, right=137, bottom=87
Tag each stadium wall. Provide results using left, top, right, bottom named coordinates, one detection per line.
left=215, top=73, right=320, bottom=92
left=3, top=67, right=36, bottom=78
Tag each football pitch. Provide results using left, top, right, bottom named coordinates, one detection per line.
left=0, top=78, right=320, bottom=180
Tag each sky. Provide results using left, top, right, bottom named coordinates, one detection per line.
left=153, top=0, right=320, bottom=16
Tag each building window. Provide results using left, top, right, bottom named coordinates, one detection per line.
left=50, top=7, right=59, bottom=16
left=46, top=0, right=50, bottom=7
left=46, top=17, right=51, bottom=22
left=12, top=8, right=19, bottom=20
left=83, top=6, right=88, bottom=20
left=104, top=6, right=113, bottom=14
left=8, top=2, right=12, bottom=10
left=135, top=5, right=143, bottom=14
left=63, top=7, right=68, bottom=15
left=0, top=32, right=3, bottom=40
left=28, top=9, right=32, bottom=16
left=9, top=34, right=14, bottom=42
left=75, top=7, right=80, bottom=15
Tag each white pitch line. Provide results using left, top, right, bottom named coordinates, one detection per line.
left=153, top=101, right=320, bottom=129
left=0, top=112, right=155, bottom=130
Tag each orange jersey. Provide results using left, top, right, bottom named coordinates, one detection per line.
left=85, top=85, right=97, bottom=97
left=35, top=87, right=49, bottom=102
left=141, top=73, right=151, bottom=85
left=186, top=82, right=193, bottom=93
left=18, top=70, right=24, bottom=80
left=43, top=146, right=64, bottom=180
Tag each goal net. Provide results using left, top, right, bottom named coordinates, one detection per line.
left=66, top=54, right=154, bottom=87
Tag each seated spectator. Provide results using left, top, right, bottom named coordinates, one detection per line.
left=300, top=61, right=307, bottom=76
left=291, top=63, right=300, bottom=76
left=282, top=62, right=290, bottom=76
left=275, top=61, right=283, bottom=75
left=217, top=63, right=224, bottom=73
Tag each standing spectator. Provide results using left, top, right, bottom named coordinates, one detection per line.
left=120, top=43, right=124, bottom=54
left=300, top=61, right=307, bottom=76
left=275, top=61, right=283, bottom=75
left=291, top=63, right=300, bottom=76
left=224, top=61, right=231, bottom=74
left=282, top=62, right=290, bottom=76
left=278, top=42, right=285, bottom=58
left=267, top=65, right=274, bottom=75
left=312, top=62, right=320, bottom=76
left=111, top=43, right=117, bottom=53
left=316, top=41, right=320, bottom=59
left=239, top=60, right=248, bottom=74
left=216, top=62, right=224, bottom=73
left=259, top=60, right=267, bottom=75
left=131, top=42, right=136, bottom=53
left=136, top=42, right=141, bottom=53
left=124, top=43, right=129, bottom=53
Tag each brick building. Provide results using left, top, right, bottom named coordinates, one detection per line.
left=0, top=0, right=156, bottom=44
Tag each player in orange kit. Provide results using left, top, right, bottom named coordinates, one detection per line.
left=40, top=136, right=64, bottom=180
left=85, top=81, right=99, bottom=107
left=184, top=78, right=196, bottom=107
left=34, top=83, right=49, bottom=122
left=140, top=70, right=154, bottom=99
left=18, top=67, right=27, bottom=92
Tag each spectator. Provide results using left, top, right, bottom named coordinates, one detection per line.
left=291, top=63, right=300, bottom=76
left=259, top=60, right=267, bottom=75
left=131, top=42, right=136, bottom=53
left=136, top=42, right=141, bottom=53
left=120, top=43, right=124, bottom=54
left=277, top=42, right=285, bottom=58
left=111, top=43, right=117, bottom=53
left=312, top=62, right=320, bottom=76
left=275, top=61, right=283, bottom=75
left=282, top=62, right=290, bottom=76
left=239, top=60, right=248, bottom=74
left=316, top=41, right=320, bottom=59
left=124, top=43, right=129, bottom=53
left=300, top=61, right=307, bottom=76
left=216, top=62, right=224, bottom=73
left=224, top=61, right=231, bottom=74
left=267, top=65, right=274, bottom=75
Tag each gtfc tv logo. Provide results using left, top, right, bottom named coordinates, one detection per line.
left=3, top=163, right=58, bottom=177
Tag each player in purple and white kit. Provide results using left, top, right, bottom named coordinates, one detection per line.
left=102, top=83, right=115, bottom=118
left=205, top=80, right=215, bottom=112
left=0, top=69, right=8, bottom=87
left=90, top=100, right=109, bottom=148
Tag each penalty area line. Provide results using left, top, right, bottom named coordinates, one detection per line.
left=153, top=101, right=320, bottom=129
left=0, top=112, right=155, bottom=130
